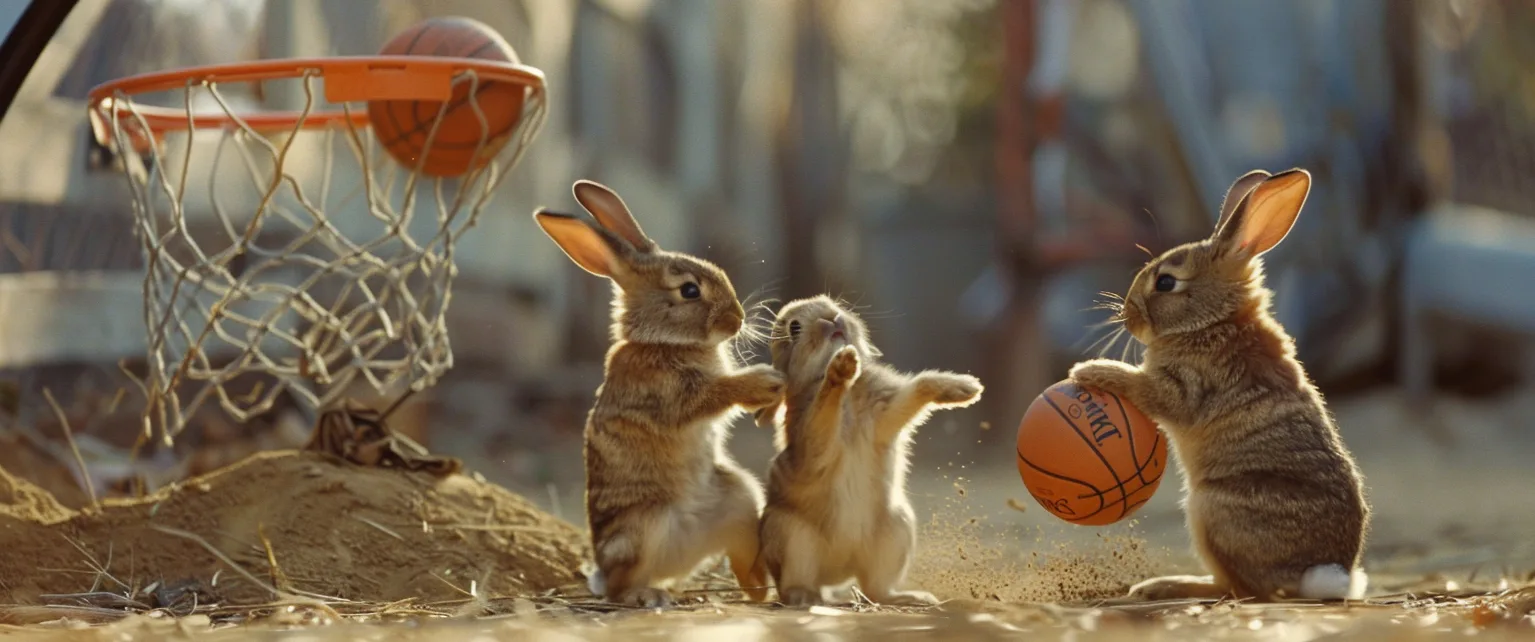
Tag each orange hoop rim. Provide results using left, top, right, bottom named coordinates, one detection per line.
left=86, top=55, right=547, bottom=144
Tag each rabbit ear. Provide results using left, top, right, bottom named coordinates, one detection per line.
left=573, top=180, right=655, bottom=253
left=1213, top=169, right=1271, bottom=237
left=533, top=209, right=630, bottom=278
left=1215, top=169, right=1311, bottom=259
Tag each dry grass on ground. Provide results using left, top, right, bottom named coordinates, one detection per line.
left=0, top=449, right=1530, bottom=640
left=0, top=451, right=586, bottom=607
left=2, top=584, right=1532, bottom=640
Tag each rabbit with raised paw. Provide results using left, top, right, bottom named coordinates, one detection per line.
left=1068, top=169, right=1371, bottom=602
left=534, top=180, right=782, bottom=607
left=756, top=295, right=982, bottom=607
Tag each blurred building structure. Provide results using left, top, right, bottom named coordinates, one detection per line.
left=1, top=0, right=1533, bottom=503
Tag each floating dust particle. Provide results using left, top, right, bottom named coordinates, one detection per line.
left=979, top=421, right=992, bottom=430
left=911, top=473, right=1160, bottom=604
left=1022, top=532, right=1161, bottom=603
left=1006, top=498, right=1028, bottom=513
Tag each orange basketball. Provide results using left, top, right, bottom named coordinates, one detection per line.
left=1015, top=379, right=1167, bottom=526
left=368, top=17, right=526, bottom=177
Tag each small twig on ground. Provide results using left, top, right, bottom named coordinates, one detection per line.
left=39, top=591, right=149, bottom=610
left=438, top=523, right=563, bottom=534
left=450, top=568, right=496, bottom=618
left=147, top=525, right=278, bottom=599
left=354, top=515, right=405, bottom=541
left=58, top=534, right=127, bottom=593
left=0, top=604, right=133, bottom=625
left=148, top=524, right=348, bottom=621
left=257, top=523, right=290, bottom=592
left=679, top=587, right=758, bottom=596
left=126, top=544, right=137, bottom=599
left=434, top=579, right=495, bottom=618
left=372, top=597, right=424, bottom=616
left=429, top=571, right=477, bottom=600
left=43, top=387, right=98, bottom=509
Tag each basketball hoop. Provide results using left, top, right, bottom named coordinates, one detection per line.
left=86, top=56, right=548, bottom=446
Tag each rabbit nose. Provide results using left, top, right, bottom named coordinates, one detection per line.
left=721, top=309, right=744, bottom=331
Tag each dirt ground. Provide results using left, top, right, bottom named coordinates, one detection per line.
left=0, top=385, right=1532, bottom=639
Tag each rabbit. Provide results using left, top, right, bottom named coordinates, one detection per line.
left=1067, top=168, right=1371, bottom=602
left=754, top=295, right=983, bottom=607
left=532, top=180, right=784, bottom=607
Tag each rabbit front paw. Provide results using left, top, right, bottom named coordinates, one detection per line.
left=918, top=372, right=984, bottom=407
left=824, top=346, right=861, bottom=389
left=735, top=365, right=786, bottom=411
left=1068, top=359, right=1138, bottom=398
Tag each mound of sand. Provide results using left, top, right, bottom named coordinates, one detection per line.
left=0, top=451, right=587, bottom=605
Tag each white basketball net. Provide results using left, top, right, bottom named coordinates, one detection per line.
left=96, top=67, right=547, bottom=445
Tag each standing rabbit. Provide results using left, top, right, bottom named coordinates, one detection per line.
left=1069, top=169, right=1371, bottom=601
left=756, top=295, right=983, bottom=606
left=533, top=180, right=784, bottom=607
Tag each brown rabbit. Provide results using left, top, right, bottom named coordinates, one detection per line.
left=533, top=180, right=784, bottom=607
left=1068, top=169, right=1370, bottom=601
left=756, top=296, right=983, bottom=607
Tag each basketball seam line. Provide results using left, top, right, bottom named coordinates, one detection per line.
left=381, top=25, right=436, bottom=157
left=1018, top=447, right=1162, bottom=522
left=382, top=84, right=523, bottom=151
left=1075, top=389, right=1165, bottom=515
left=1112, top=393, right=1161, bottom=488
left=396, top=35, right=504, bottom=144
left=379, top=38, right=520, bottom=152
left=1114, top=393, right=1137, bottom=521
left=1017, top=448, right=1107, bottom=522
left=1042, top=392, right=1132, bottom=514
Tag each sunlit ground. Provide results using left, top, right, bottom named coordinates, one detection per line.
left=5, top=386, right=1531, bottom=640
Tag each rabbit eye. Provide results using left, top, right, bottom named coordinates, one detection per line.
left=1154, top=274, right=1178, bottom=292
left=680, top=283, right=701, bottom=299
left=789, top=320, right=802, bottom=338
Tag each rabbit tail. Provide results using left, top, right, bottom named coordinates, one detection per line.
left=1299, top=564, right=1367, bottom=600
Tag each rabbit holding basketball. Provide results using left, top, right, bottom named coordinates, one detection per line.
left=1068, top=169, right=1371, bottom=601
left=756, top=295, right=982, bottom=606
left=533, top=180, right=782, bottom=607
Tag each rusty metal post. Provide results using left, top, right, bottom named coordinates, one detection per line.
left=979, top=0, right=1060, bottom=435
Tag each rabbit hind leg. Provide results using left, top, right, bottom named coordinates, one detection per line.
left=592, top=522, right=676, bottom=607
left=855, top=510, right=937, bottom=607
left=760, top=508, right=829, bottom=606
left=709, top=464, right=772, bottom=602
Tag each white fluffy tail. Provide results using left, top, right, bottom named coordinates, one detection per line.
left=582, top=560, right=606, bottom=597
left=1299, top=564, right=1368, bottom=600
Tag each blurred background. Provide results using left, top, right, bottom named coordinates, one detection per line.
left=2, top=0, right=1533, bottom=579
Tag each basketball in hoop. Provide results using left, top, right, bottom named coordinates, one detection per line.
left=368, top=17, right=527, bottom=178
left=84, top=44, right=548, bottom=445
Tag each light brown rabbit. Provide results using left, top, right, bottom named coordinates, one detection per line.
left=533, top=180, right=784, bottom=607
left=756, top=296, right=983, bottom=607
left=1068, top=169, right=1370, bottom=601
